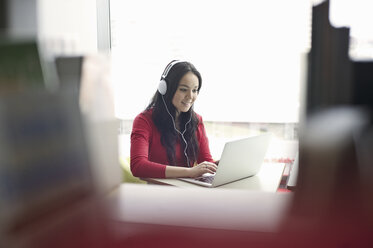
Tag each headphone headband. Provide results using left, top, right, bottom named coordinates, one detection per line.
left=161, top=60, right=185, bottom=79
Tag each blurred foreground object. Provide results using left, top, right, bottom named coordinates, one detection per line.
left=0, top=38, right=59, bottom=93
left=0, top=90, right=114, bottom=247
left=79, top=53, right=122, bottom=194
left=284, top=107, right=373, bottom=247
left=281, top=0, right=373, bottom=246
left=0, top=39, right=45, bottom=92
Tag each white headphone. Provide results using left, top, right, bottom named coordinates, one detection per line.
left=157, top=60, right=192, bottom=167
left=158, top=60, right=185, bottom=95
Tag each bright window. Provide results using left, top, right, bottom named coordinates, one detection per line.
left=110, top=0, right=312, bottom=123
left=110, top=0, right=314, bottom=163
left=108, top=0, right=373, bottom=184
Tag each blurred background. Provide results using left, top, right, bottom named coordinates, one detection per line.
left=1, top=0, right=373, bottom=247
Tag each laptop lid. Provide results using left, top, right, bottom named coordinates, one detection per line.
left=212, top=133, right=271, bottom=187
left=180, top=133, right=271, bottom=187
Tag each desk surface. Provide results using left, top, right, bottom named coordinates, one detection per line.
left=107, top=163, right=290, bottom=241
left=108, top=183, right=293, bottom=234
left=142, top=163, right=285, bottom=192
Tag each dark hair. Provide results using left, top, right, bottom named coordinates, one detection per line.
left=146, top=61, right=202, bottom=166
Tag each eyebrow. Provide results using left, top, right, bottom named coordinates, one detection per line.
left=179, top=84, right=198, bottom=89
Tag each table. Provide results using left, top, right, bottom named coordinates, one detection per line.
left=108, top=183, right=292, bottom=233
left=106, top=163, right=291, bottom=245
left=141, top=163, right=285, bottom=192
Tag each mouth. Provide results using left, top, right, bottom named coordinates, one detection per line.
left=182, top=101, right=192, bottom=107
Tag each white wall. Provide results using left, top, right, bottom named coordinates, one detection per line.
left=37, top=0, right=98, bottom=56
left=7, top=0, right=38, bottom=35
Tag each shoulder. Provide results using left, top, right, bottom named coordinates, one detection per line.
left=194, top=112, right=208, bottom=139
left=133, top=109, right=154, bottom=127
left=194, top=111, right=204, bottom=123
left=134, top=109, right=152, bottom=120
left=139, top=108, right=153, bottom=118
left=194, top=111, right=206, bottom=133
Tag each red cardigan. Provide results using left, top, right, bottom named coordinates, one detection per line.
left=130, top=109, right=214, bottom=178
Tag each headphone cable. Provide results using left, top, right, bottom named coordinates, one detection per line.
left=161, top=95, right=192, bottom=167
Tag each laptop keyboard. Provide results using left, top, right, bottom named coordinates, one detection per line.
left=195, top=175, right=215, bottom=184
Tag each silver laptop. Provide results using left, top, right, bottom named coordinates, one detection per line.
left=179, top=133, right=272, bottom=187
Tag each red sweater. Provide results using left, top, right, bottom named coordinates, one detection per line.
left=130, top=109, right=214, bottom=178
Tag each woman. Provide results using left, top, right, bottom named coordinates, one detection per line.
left=130, top=60, right=218, bottom=178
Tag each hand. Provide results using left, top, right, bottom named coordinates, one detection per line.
left=188, top=161, right=218, bottom=178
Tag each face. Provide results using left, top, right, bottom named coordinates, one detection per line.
left=172, top=71, right=199, bottom=116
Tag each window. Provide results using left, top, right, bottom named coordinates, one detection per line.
left=111, top=0, right=313, bottom=162
left=110, top=0, right=312, bottom=123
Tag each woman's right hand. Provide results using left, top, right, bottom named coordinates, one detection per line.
left=187, top=161, right=218, bottom=178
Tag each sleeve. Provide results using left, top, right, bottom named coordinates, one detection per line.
left=130, top=114, right=167, bottom=178
left=196, top=115, right=216, bottom=164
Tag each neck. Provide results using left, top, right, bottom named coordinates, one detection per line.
left=175, top=110, right=180, bottom=120
left=175, top=112, right=180, bottom=130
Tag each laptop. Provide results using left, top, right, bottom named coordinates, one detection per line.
left=179, top=133, right=272, bottom=187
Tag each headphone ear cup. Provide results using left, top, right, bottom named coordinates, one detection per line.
left=158, top=79, right=167, bottom=95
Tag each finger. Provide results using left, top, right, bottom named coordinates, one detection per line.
left=202, top=161, right=216, bottom=166
left=202, top=164, right=217, bottom=173
left=201, top=161, right=218, bottom=168
left=203, top=162, right=217, bottom=170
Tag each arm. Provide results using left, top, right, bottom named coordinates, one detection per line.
left=130, top=114, right=167, bottom=178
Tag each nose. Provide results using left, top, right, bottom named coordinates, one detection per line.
left=186, top=90, right=193, bottom=99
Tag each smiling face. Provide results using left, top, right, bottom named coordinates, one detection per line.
left=172, top=71, right=199, bottom=117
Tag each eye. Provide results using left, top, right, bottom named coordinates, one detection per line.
left=179, top=88, right=188, bottom=92
left=193, top=89, right=199, bottom=93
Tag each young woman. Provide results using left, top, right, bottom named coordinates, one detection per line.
left=130, top=60, right=218, bottom=178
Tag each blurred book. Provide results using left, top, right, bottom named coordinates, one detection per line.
left=0, top=90, right=97, bottom=247
left=0, top=38, right=58, bottom=94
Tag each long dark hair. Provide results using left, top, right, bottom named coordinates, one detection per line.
left=146, top=61, right=202, bottom=166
